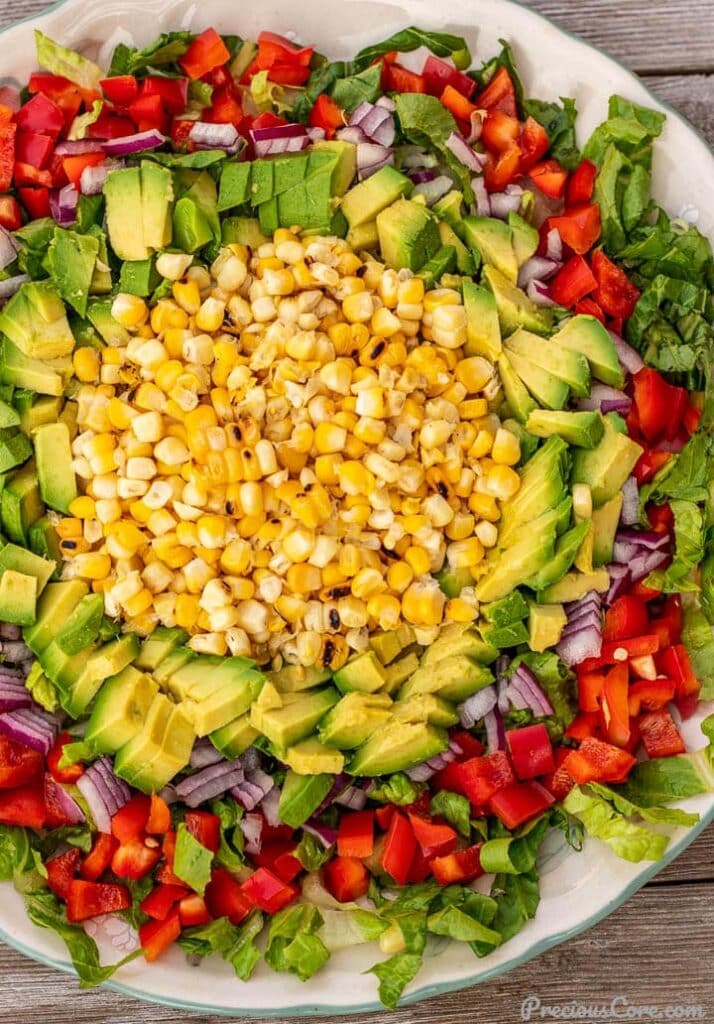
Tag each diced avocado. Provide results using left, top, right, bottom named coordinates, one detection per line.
left=539, top=569, right=610, bottom=605
left=437, top=221, right=475, bottom=275
left=23, top=580, right=88, bottom=653
left=528, top=603, right=567, bottom=652
left=498, top=438, right=569, bottom=539
left=34, top=423, right=78, bottom=513
left=498, top=353, right=536, bottom=424
left=46, top=227, right=99, bottom=318
left=185, top=668, right=263, bottom=737
left=0, top=430, right=32, bottom=473
left=592, top=493, right=624, bottom=566
left=318, top=691, right=392, bottom=749
left=348, top=720, right=448, bottom=777
left=210, top=713, right=259, bottom=759
left=153, top=646, right=195, bottom=685
left=0, top=401, right=19, bottom=429
left=399, top=655, right=494, bottom=703
left=174, top=196, right=214, bottom=252
left=0, top=338, right=70, bottom=397
left=218, top=161, right=252, bottom=211
left=166, top=655, right=258, bottom=701
left=141, top=162, right=174, bottom=251
left=278, top=771, right=333, bottom=828
left=119, top=258, right=159, bottom=298
left=115, top=695, right=195, bottom=793
left=506, top=350, right=570, bottom=410
left=18, top=395, right=64, bottom=436
left=258, top=198, right=280, bottom=236
left=28, top=516, right=62, bottom=570
left=311, top=140, right=357, bottom=195
left=528, top=521, right=590, bottom=592
left=481, top=620, right=530, bottom=647
left=251, top=687, right=339, bottom=749
left=421, top=623, right=498, bottom=667
left=63, top=634, right=140, bottom=717
left=376, top=199, right=441, bottom=272
left=571, top=417, right=643, bottom=507
left=340, top=165, right=412, bottom=228
left=85, top=667, right=159, bottom=754
left=463, top=281, right=502, bottom=362
left=508, top=212, right=539, bottom=266
left=134, top=626, right=188, bottom=671
left=392, top=694, right=459, bottom=728
left=500, top=497, right=572, bottom=551
left=0, top=570, right=37, bottom=626
left=221, top=217, right=268, bottom=248
left=104, top=168, right=149, bottom=261
left=382, top=652, right=420, bottom=693
left=552, top=315, right=624, bottom=388
left=369, top=624, right=415, bottom=666
left=526, top=409, right=604, bottom=448
left=475, top=528, right=557, bottom=602
left=462, top=216, right=518, bottom=283
left=482, top=590, right=529, bottom=627
left=432, top=190, right=464, bottom=231
left=40, top=641, right=96, bottom=692
left=56, top=593, right=104, bottom=654
left=334, top=650, right=387, bottom=694
left=419, top=244, right=457, bottom=286
left=574, top=521, right=595, bottom=574
left=506, top=328, right=590, bottom=396
left=605, top=411, right=627, bottom=435
left=283, top=738, right=345, bottom=776
left=436, top=566, right=473, bottom=599
left=484, top=266, right=553, bottom=337
left=2, top=463, right=43, bottom=543
left=87, top=301, right=130, bottom=347
left=270, top=663, right=331, bottom=693
left=0, top=283, right=75, bottom=360
left=346, top=220, right=379, bottom=252
left=0, top=543, right=54, bottom=594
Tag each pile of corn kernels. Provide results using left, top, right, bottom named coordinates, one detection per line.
left=60, top=229, right=522, bottom=668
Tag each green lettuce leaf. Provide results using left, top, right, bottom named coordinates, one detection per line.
left=523, top=97, right=580, bottom=171
left=471, top=41, right=525, bottom=112
left=429, top=790, right=472, bottom=838
left=617, top=716, right=714, bottom=806
left=292, top=62, right=350, bottom=123
left=318, top=908, right=387, bottom=951
left=108, top=32, right=193, bottom=77
left=587, top=782, right=699, bottom=828
left=295, top=830, right=331, bottom=871
left=369, top=772, right=422, bottom=806
left=682, top=605, right=714, bottom=698
left=0, top=824, right=32, bottom=881
left=209, top=798, right=245, bottom=872
left=264, top=904, right=330, bottom=981
left=647, top=500, right=705, bottom=593
left=368, top=910, right=426, bottom=1010
left=179, top=911, right=265, bottom=981
left=173, top=822, right=213, bottom=895
left=35, top=31, right=102, bottom=91
left=395, top=93, right=457, bottom=151
left=479, top=816, right=550, bottom=875
left=353, top=27, right=470, bottom=72
left=563, top=786, right=669, bottom=861
left=330, top=64, right=382, bottom=114
left=489, top=866, right=540, bottom=944
left=427, top=905, right=501, bottom=945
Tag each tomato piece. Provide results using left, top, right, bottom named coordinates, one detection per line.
left=380, top=812, right=416, bottom=885
left=129, top=93, right=168, bottom=134
left=601, top=662, right=631, bottom=748
left=140, top=883, right=187, bottom=921
left=506, top=723, right=556, bottom=780
left=308, top=94, right=345, bottom=140
left=430, top=844, right=483, bottom=885
left=459, top=750, right=515, bottom=806
left=591, top=249, right=641, bottom=320
left=489, top=781, right=555, bottom=830
left=382, top=63, right=426, bottom=94
left=483, top=145, right=521, bottom=192
left=476, top=66, right=517, bottom=117
left=139, top=908, right=181, bottom=962
left=15, top=130, right=54, bottom=170
left=241, top=867, right=298, bottom=914
left=14, top=162, right=53, bottom=188
left=80, top=832, right=119, bottom=881
left=577, top=671, right=606, bottom=713
left=549, top=204, right=601, bottom=255
left=603, top=595, right=650, bottom=643
left=422, top=56, right=476, bottom=100
left=111, top=793, right=151, bottom=845
left=529, top=158, right=568, bottom=199
left=180, top=28, right=231, bottom=80
left=66, top=880, right=131, bottom=923
left=100, top=75, right=139, bottom=109
left=628, top=679, right=677, bottom=716
left=441, top=84, right=478, bottom=125
left=46, top=848, right=82, bottom=900
left=519, top=116, right=550, bottom=171
left=481, top=109, right=521, bottom=154
left=15, top=93, right=64, bottom=136
left=639, top=709, right=686, bottom=758
left=562, top=737, right=636, bottom=784
left=146, top=793, right=171, bottom=835
left=549, top=254, right=597, bottom=308
left=324, top=856, right=370, bottom=902
left=0, top=195, right=22, bottom=231
left=567, top=159, right=598, bottom=205
left=407, top=813, right=458, bottom=859
left=0, top=121, right=16, bottom=193
left=337, top=810, right=374, bottom=859
left=0, top=783, right=46, bottom=829
left=46, top=733, right=84, bottom=785
left=0, top=734, right=44, bottom=790
left=184, top=810, right=221, bottom=853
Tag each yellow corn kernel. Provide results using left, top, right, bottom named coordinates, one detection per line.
left=68, top=496, right=96, bottom=519
left=59, top=536, right=90, bottom=556
left=172, top=280, right=201, bottom=315
left=73, top=347, right=100, bottom=383
left=337, top=461, right=375, bottom=497
left=353, top=418, right=386, bottom=445
left=106, top=397, right=136, bottom=430
left=314, top=422, right=347, bottom=455
left=195, top=297, right=226, bottom=333
left=484, top=464, right=521, bottom=501
left=111, top=293, right=148, bottom=329
left=491, top=428, right=521, bottom=466
left=321, top=564, right=349, bottom=589
left=469, top=428, right=494, bottom=458
left=386, top=561, right=414, bottom=594
left=56, top=518, right=82, bottom=540
left=351, top=567, right=386, bottom=600
left=367, top=593, right=401, bottom=630
left=275, top=594, right=308, bottom=623
left=123, top=588, right=154, bottom=617
left=314, top=454, right=340, bottom=485
left=134, top=382, right=166, bottom=413
left=218, top=539, right=251, bottom=576
left=401, top=580, right=445, bottom=627
left=72, top=553, right=112, bottom=580
left=455, top=356, right=493, bottom=393
left=151, top=300, right=188, bottom=334
left=430, top=305, right=468, bottom=349
left=371, top=306, right=402, bottom=339
left=447, top=537, right=485, bottom=569
left=445, top=598, right=478, bottom=622
left=445, top=513, right=476, bottom=541
left=175, top=594, right=200, bottom=628
left=405, top=546, right=431, bottom=575
left=286, top=564, right=322, bottom=594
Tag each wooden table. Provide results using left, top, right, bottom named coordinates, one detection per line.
left=0, top=1, right=712, bottom=1021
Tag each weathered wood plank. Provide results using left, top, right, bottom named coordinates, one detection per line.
left=643, top=74, right=714, bottom=144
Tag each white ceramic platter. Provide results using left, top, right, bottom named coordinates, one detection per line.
left=0, top=0, right=712, bottom=1014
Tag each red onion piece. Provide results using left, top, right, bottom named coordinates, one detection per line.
left=239, top=747, right=263, bottom=774
left=303, top=821, right=337, bottom=848
left=628, top=548, right=669, bottom=584
left=1, top=640, right=32, bottom=663
left=556, top=624, right=603, bottom=667
left=174, top=761, right=245, bottom=808
left=76, top=757, right=130, bottom=832
left=351, top=102, right=395, bottom=148
left=484, top=707, right=506, bottom=752
left=334, top=785, right=368, bottom=811
left=80, top=159, right=122, bottom=196
left=376, top=95, right=396, bottom=112
left=254, top=134, right=310, bottom=158
left=92, top=756, right=132, bottom=815
left=445, top=132, right=483, bottom=173
left=615, top=529, right=670, bottom=551
left=240, top=812, right=263, bottom=856
left=0, top=707, right=59, bottom=754
left=357, top=142, right=394, bottom=179
left=231, top=779, right=265, bottom=811
left=102, top=129, right=166, bottom=156
left=562, top=609, right=602, bottom=636
left=189, top=121, right=243, bottom=154
left=546, top=227, right=563, bottom=262
left=513, top=665, right=554, bottom=716
left=260, top=786, right=281, bottom=828
left=0, top=624, right=22, bottom=641
left=413, top=174, right=453, bottom=206
left=0, top=683, right=32, bottom=712
left=0, top=226, right=19, bottom=271
left=609, top=330, right=644, bottom=375
left=405, top=744, right=456, bottom=782
left=472, top=176, right=490, bottom=216
left=458, top=685, right=497, bottom=728
left=336, top=125, right=368, bottom=146
left=527, top=280, right=557, bottom=306
left=55, top=138, right=105, bottom=156
left=489, top=191, right=522, bottom=219
left=45, top=775, right=85, bottom=825
left=190, top=738, right=226, bottom=769
left=306, top=126, right=326, bottom=142
left=607, top=564, right=631, bottom=604
left=518, top=256, right=559, bottom=289
left=409, top=169, right=437, bottom=184
left=50, top=185, right=79, bottom=226
left=621, top=477, right=640, bottom=526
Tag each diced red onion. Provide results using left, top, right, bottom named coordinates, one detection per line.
left=231, top=779, right=265, bottom=811
left=175, top=761, right=245, bottom=808
left=50, top=185, right=79, bottom=226
left=413, top=174, right=453, bottom=206
left=616, top=529, right=670, bottom=551
left=401, top=147, right=439, bottom=169
left=77, top=757, right=130, bottom=833
left=239, top=747, right=262, bottom=774
left=92, top=756, right=131, bottom=815
left=628, top=548, right=669, bottom=584
left=607, top=564, right=631, bottom=604
left=467, top=110, right=484, bottom=144
left=190, top=737, right=226, bottom=769
left=102, top=129, right=166, bottom=156
left=55, top=138, right=105, bottom=156
left=240, top=812, right=263, bottom=856
left=45, top=775, right=85, bottom=825
left=314, top=773, right=351, bottom=816
left=513, top=665, right=554, bottom=716
left=556, top=625, right=603, bottom=667
left=0, top=624, right=22, bottom=641
left=458, top=684, right=497, bottom=728
left=350, top=102, right=395, bottom=148
left=254, top=134, right=310, bottom=157
left=1, top=640, right=32, bottom=663
left=0, top=707, right=60, bottom=754
left=189, top=121, right=243, bottom=154
left=357, top=143, right=394, bottom=179
left=410, top=169, right=437, bottom=184
left=0, top=682, right=32, bottom=712
left=260, top=786, right=281, bottom=828
left=445, top=132, right=483, bottom=172
left=304, top=821, right=337, bottom=848
left=484, top=707, right=506, bottom=752
left=527, top=280, right=557, bottom=306
left=489, top=191, right=522, bottom=220
left=0, top=226, right=19, bottom=271
left=306, top=126, right=326, bottom=142
left=251, top=123, right=307, bottom=142
left=79, top=159, right=121, bottom=196
left=577, top=383, right=632, bottom=414
left=159, top=785, right=178, bottom=805
left=621, top=477, right=639, bottom=526
left=334, top=785, right=368, bottom=811
left=405, top=744, right=457, bottom=782
left=376, top=95, right=396, bottom=112
left=546, top=227, right=563, bottom=262
left=0, top=668, right=25, bottom=683
left=609, top=330, right=644, bottom=375
left=518, top=257, right=559, bottom=289
left=472, top=176, right=490, bottom=216
left=336, top=125, right=368, bottom=146
left=0, top=86, right=20, bottom=111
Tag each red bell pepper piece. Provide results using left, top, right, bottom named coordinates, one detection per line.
left=481, top=109, right=521, bottom=153
left=519, top=116, right=550, bottom=171
left=628, top=679, right=677, bottom=716
left=601, top=662, right=631, bottom=748
left=575, top=297, right=606, bottom=324
left=441, top=84, right=479, bottom=125
left=18, top=187, right=50, bottom=219
left=139, top=908, right=181, bottom=961
left=259, top=817, right=294, bottom=843
left=324, top=856, right=370, bottom=902
left=638, top=709, right=686, bottom=758
left=580, top=634, right=660, bottom=672
left=46, top=733, right=84, bottom=785
left=171, top=118, right=195, bottom=149
left=146, top=793, right=171, bottom=835
left=591, top=249, right=641, bottom=320
left=430, top=844, right=483, bottom=885
left=381, top=812, right=416, bottom=885
left=62, top=151, right=106, bottom=190
left=241, top=867, right=298, bottom=914
left=255, top=31, right=313, bottom=70
left=111, top=793, right=151, bottom=845
left=308, top=94, right=345, bottom=140
left=484, top=145, right=521, bottom=192
left=179, top=893, right=212, bottom=927
left=180, top=28, right=231, bottom=80
left=450, top=730, right=485, bottom=759
left=112, top=839, right=162, bottom=880
left=647, top=503, right=674, bottom=533
left=489, top=781, right=555, bottom=830
left=407, top=813, right=458, bottom=859
left=549, top=255, right=597, bottom=308
left=15, top=130, right=54, bottom=170
left=374, top=804, right=396, bottom=831
left=185, top=810, right=221, bottom=854
left=337, top=810, right=375, bottom=859
left=141, top=883, right=187, bottom=921
left=81, top=832, right=119, bottom=881
left=0, top=119, right=16, bottom=193
left=67, top=879, right=131, bottom=923
left=459, top=750, right=515, bottom=806
left=142, top=77, right=189, bottom=116
left=26, top=73, right=86, bottom=129
left=657, top=644, right=700, bottom=713
left=577, top=671, right=606, bottom=713
left=383, top=63, right=426, bottom=94
left=683, top=403, right=701, bottom=436
left=14, top=163, right=53, bottom=188
left=100, top=75, right=139, bottom=109
left=506, top=723, right=556, bottom=780
left=633, top=367, right=687, bottom=444
left=264, top=63, right=313, bottom=86
left=540, top=747, right=576, bottom=801
left=650, top=595, right=683, bottom=648
left=0, top=195, right=22, bottom=231
left=634, top=448, right=671, bottom=486
left=562, top=737, right=636, bottom=784
left=603, top=595, right=650, bottom=643
left=567, top=159, right=598, bottom=205
left=129, top=93, right=169, bottom=134
left=407, top=845, right=433, bottom=884
left=0, top=734, right=44, bottom=790
left=549, top=204, right=601, bottom=255
left=476, top=66, right=517, bottom=117
left=253, top=841, right=302, bottom=883
left=565, top=712, right=602, bottom=742
left=631, top=579, right=663, bottom=602
left=87, top=110, right=135, bottom=139
left=46, top=848, right=82, bottom=900
left=206, top=86, right=244, bottom=129
left=422, top=56, right=476, bottom=99
left=205, top=867, right=253, bottom=924
left=16, top=93, right=64, bottom=136
left=529, top=158, right=568, bottom=199
left=0, top=783, right=46, bottom=829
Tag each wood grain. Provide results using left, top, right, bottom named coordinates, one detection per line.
left=0, top=2, right=712, bottom=1022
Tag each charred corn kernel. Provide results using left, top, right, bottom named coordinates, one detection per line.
left=402, top=580, right=445, bottom=627
left=72, top=553, right=111, bottom=580
left=456, top=356, right=493, bottom=392
left=73, top=347, right=100, bottom=382
left=491, top=428, right=521, bottom=466
left=175, top=594, right=200, bottom=628
left=173, top=280, right=201, bottom=315
left=112, top=293, right=148, bottom=329
left=446, top=598, right=478, bottom=622
left=59, top=536, right=90, bottom=555
left=447, top=537, right=484, bottom=569
left=474, top=520, right=498, bottom=548
left=405, top=546, right=431, bottom=575
left=484, top=464, right=521, bottom=500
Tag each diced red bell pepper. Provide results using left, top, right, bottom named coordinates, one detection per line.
left=481, top=109, right=521, bottom=153
left=87, top=110, right=136, bottom=139
left=271, top=848, right=303, bottom=885
left=15, top=93, right=64, bottom=136
left=81, top=832, right=119, bottom=882
left=441, top=84, right=478, bottom=125
left=139, top=908, right=181, bottom=962
left=567, top=159, right=598, bottom=205
left=323, top=856, right=370, bottom=902
left=591, top=249, right=641, bottom=321
left=628, top=679, right=677, bottom=716
left=634, top=448, right=672, bottom=486
left=407, top=844, right=433, bottom=884
left=489, top=781, right=555, bottom=830
left=100, top=75, right=139, bottom=109
left=129, top=94, right=168, bottom=134
left=18, top=186, right=50, bottom=219
left=475, top=66, right=517, bottom=117
left=0, top=195, right=22, bottom=231
left=683, top=403, right=701, bottom=436
left=337, top=810, right=374, bottom=859
left=549, top=204, right=601, bottom=255
left=46, top=733, right=84, bottom=785
left=111, top=793, right=151, bottom=845
left=601, top=662, right=631, bottom=748
left=383, top=63, right=426, bottom=94
left=540, top=747, right=576, bottom=801
left=375, top=804, right=397, bottom=831
left=46, top=848, right=82, bottom=900
left=66, top=880, right=131, bottom=923
left=450, top=730, right=485, bottom=759
left=0, top=784, right=46, bottom=829
left=381, top=812, right=416, bottom=886
left=459, top=751, right=515, bottom=806
left=430, top=844, right=483, bottom=886
left=407, top=813, right=458, bottom=859
left=241, top=867, right=298, bottom=914
left=206, top=86, right=244, bottom=129
left=179, top=893, right=212, bottom=927
left=180, top=28, right=231, bottom=80
left=308, top=94, right=345, bottom=140
left=562, top=737, right=636, bottom=784
left=62, top=151, right=106, bottom=190
left=142, top=77, right=189, bottom=116
left=264, top=63, right=313, bottom=86
left=529, top=159, right=568, bottom=199
left=650, top=595, right=683, bottom=648
left=580, top=635, right=660, bottom=672
left=259, top=817, right=294, bottom=843
left=603, top=595, right=650, bottom=643
left=422, top=56, right=476, bottom=99
left=519, top=116, right=550, bottom=171
left=647, top=502, right=674, bottom=533
left=140, top=883, right=187, bottom=921
left=14, top=163, right=53, bottom=188
left=15, top=130, right=54, bottom=170
left=549, top=255, right=597, bottom=308
left=256, top=31, right=314, bottom=70
left=0, top=119, right=16, bottom=193
left=639, top=709, right=686, bottom=758
left=253, top=841, right=303, bottom=884
left=483, top=145, right=521, bottom=192
left=185, top=810, right=221, bottom=854
left=506, top=724, right=556, bottom=780
left=633, top=367, right=688, bottom=444
left=577, top=671, right=606, bottom=713
left=657, top=644, right=700, bottom=713
left=43, top=774, right=76, bottom=830
left=146, top=794, right=172, bottom=835
left=112, top=839, right=162, bottom=880
left=171, top=118, right=196, bottom=149
left=26, top=73, right=86, bottom=129
left=631, top=579, right=663, bottom=602
left=575, top=297, right=606, bottom=324
left=565, top=712, right=602, bottom=742
left=0, top=735, right=44, bottom=790
left=205, top=866, right=253, bottom=924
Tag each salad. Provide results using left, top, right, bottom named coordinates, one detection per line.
left=0, top=21, right=712, bottom=1009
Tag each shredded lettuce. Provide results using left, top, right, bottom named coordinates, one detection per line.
left=479, top=816, right=550, bottom=875
left=563, top=786, right=669, bottom=861
left=179, top=912, right=264, bottom=981
left=318, top=908, right=388, bottom=951
left=295, top=831, right=331, bottom=871
left=264, top=904, right=330, bottom=982
left=523, top=97, right=580, bottom=171
left=369, top=772, right=423, bottom=806
left=68, top=100, right=104, bottom=142
left=35, top=30, right=102, bottom=91
left=330, top=64, right=382, bottom=114
left=682, top=605, right=714, bottom=698
left=108, top=31, right=193, bottom=77
left=173, top=823, right=214, bottom=895
left=429, top=790, right=472, bottom=838
left=368, top=911, right=426, bottom=1010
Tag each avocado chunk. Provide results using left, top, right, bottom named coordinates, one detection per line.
left=63, top=633, right=140, bottom=717
left=251, top=687, right=340, bottom=749
left=432, top=189, right=464, bottom=231
left=340, top=165, right=412, bottom=228
left=104, top=168, right=149, bottom=261
left=498, top=352, right=536, bottom=424
left=0, top=570, right=37, bottom=626
left=221, top=217, right=268, bottom=248
left=506, top=328, right=590, bottom=396
left=592, top=493, right=624, bottom=566
left=369, top=624, right=415, bottom=665
left=346, top=220, right=379, bottom=252
left=500, top=498, right=572, bottom=554
left=419, top=244, right=457, bottom=286
left=34, top=422, right=78, bottom=514
left=311, top=140, right=358, bottom=195
left=539, top=569, right=610, bottom=604
left=134, top=626, right=188, bottom=671
left=1, top=463, right=44, bottom=544
left=508, top=212, right=539, bottom=266
left=463, top=281, right=502, bottom=361
left=55, top=593, right=104, bottom=654
left=278, top=771, right=333, bottom=828
left=334, top=650, right=387, bottom=694
left=382, top=652, right=420, bottom=693
left=119, top=258, right=159, bottom=298
left=210, top=713, right=259, bottom=759
left=392, top=694, right=459, bottom=728
left=506, top=349, right=570, bottom=410
left=528, top=603, right=567, bottom=652
left=0, top=543, right=55, bottom=594
left=399, top=655, right=494, bottom=702
left=529, top=521, right=590, bottom=592
left=551, top=315, right=624, bottom=388
left=85, top=667, right=159, bottom=754
left=185, top=668, right=264, bottom=737
left=438, top=221, right=476, bottom=275
left=421, top=622, right=498, bottom=667
left=23, top=580, right=88, bottom=654
left=475, top=528, right=558, bottom=603
left=526, top=410, right=604, bottom=448
left=269, top=663, right=331, bottom=693
left=484, top=265, right=553, bottom=337
left=571, top=417, right=643, bottom=507
left=18, top=395, right=64, bottom=436
left=462, top=216, right=518, bottom=283
left=318, top=691, right=392, bottom=749
left=348, top=720, right=448, bottom=777
left=28, top=516, right=62, bottom=570
left=283, top=738, right=345, bottom=776
left=40, top=640, right=96, bottom=692
left=437, top=566, right=474, bottom=599
left=481, top=620, right=529, bottom=648
left=0, top=282, right=75, bottom=360
left=0, top=429, right=32, bottom=474
left=0, top=400, right=19, bottom=429
left=46, top=227, right=100, bottom=318
left=114, top=694, right=195, bottom=793
left=0, top=338, right=71, bottom=397
left=482, top=590, right=530, bottom=628
left=166, top=655, right=256, bottom=700
left=376, top=199, right=441, bottom=272
left=218, top=161, right=252, bottom=211
left=87, top=301, right=130, bottom=347
left=152, top=646, right=195, bottom=685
